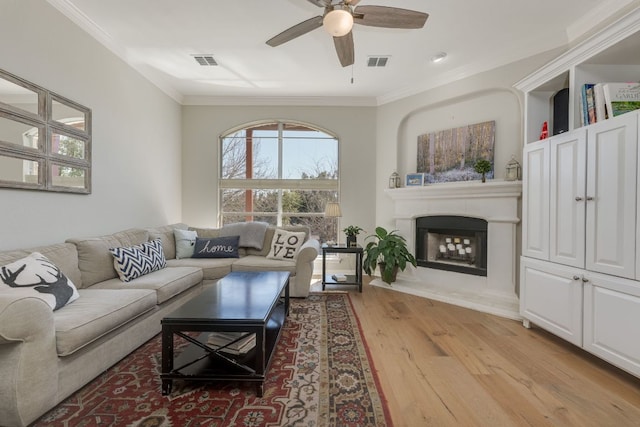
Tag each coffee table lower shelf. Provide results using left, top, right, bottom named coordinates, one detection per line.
left=161, top=302, right=286, bottom=397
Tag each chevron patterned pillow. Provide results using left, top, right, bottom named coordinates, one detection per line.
left=109, top=239, right=167, bottom=282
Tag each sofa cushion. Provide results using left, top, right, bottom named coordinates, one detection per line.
left=90, top=266, right=202, bottom=304
left=147, top=223, right=188, bottom=260
left=109, top=239, right=167, bottom=282
left=67, top=228, right=149, bottom=288
left=231, top=255, right=296, bottom=274
left=53, top=288, right=156, bottom=356
left=192, top=236, right=240, bottom=258
left=167, top=258, right=234, bottom=281
left=0, top=252, right=80, bottom=311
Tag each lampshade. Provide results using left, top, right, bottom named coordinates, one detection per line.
left=324, top=201, right=342, bottom=217
left=323, top=7, right=353, bottom=37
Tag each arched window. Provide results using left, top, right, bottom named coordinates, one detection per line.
left=219, top=120, right=339, bottom=242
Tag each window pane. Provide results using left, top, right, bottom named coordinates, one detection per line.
left=251, top=130, right=277, bottom=179
left=221, top=130, right=277, bottom=179
left=283, top=131, right=337, bottom=179
left=0, top=115, right=40, bottom=149
left=52, top=132, right=86, bottom=159
left=285, top=215, right=337, bottom=243
left=221, top=188, right=248, bottom=212
left=221, top=132, right=247, bottom=179
left=253, top=189, right=279, bottom=212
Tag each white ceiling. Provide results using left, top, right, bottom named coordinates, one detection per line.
left=49, top=0, right=635, bottom=105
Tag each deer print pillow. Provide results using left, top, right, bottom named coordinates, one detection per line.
left=0, top=252, right=79, bottom=311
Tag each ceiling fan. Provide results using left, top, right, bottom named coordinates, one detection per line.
left=266, top=0, right=429, bottom=67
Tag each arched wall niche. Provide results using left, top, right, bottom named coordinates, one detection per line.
left=395, top=87, right=523, bottom=181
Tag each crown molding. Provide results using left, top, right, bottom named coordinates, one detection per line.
left=47, top=0, right=184, bottom=104
left=514, top=6, right=640, bottom=92
left=566, top=0, right=637, bottom=41
left=181, top=95, right=377, bottom=107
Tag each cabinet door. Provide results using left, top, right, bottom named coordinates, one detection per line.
left=520, top=257, right=583, bottom=346
left=522, top=141, right=549, bottom=260
left=583, top=272, right=640, bottom=377
left=586, top=113, right=638, bottom=279
left=549, top=130, right=587, bottom=268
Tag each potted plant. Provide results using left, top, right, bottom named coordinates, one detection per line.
left=474, top=159, right=492, bottom=183
left=343, top=225, right=363, bottom=247
left=363, top=226, right=417, bottom=284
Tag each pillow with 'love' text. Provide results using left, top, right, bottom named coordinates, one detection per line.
left=266, top=229, right=305, bottom=261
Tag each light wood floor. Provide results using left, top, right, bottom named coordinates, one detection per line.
left=326, top=278, right=640, bottom=427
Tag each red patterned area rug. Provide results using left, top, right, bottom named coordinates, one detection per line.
left=34, top=293, right=392, bottom=427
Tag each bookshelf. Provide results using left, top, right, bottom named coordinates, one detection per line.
left=515, top=7, right=640, bottom=144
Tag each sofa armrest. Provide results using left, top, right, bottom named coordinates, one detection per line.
left=297, top=238, right=320, bottom=264
left=0, top=296, right=58, bottom=426
left=289, top=239, right=320, bottom=297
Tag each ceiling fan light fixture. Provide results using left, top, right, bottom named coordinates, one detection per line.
left=323, top=7, right=353, bottom=37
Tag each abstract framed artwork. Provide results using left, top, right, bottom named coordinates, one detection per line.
left=417, top=120, right=495, bottom=184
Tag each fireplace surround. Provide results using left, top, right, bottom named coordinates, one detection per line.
left=381, top=180, right=522, bottom=319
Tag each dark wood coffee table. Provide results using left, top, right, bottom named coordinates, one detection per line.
left=160, top=271, right=290, bottom=397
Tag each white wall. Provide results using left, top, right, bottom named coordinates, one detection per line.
left=0, top=0, right=182, bottom=250
left=181, top=105, right=377, bottom=238
left=374, top=50, right=565, bottom=230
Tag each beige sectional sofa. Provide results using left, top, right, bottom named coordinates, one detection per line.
left=0, top=223, right=319, bottom=427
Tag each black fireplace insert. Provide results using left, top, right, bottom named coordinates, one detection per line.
left=415, top=216, right=488, bottom=276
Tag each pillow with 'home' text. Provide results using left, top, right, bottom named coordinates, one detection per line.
left=267, top=229, right=305, bottom=261
left=192, top=236, right=240, bottom=258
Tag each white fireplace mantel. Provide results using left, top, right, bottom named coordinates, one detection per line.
left=375, top=180, right=523, bottom=320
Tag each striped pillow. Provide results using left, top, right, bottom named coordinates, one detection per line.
left=109, top=239, right=166, bottom=282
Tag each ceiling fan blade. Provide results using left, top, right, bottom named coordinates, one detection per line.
left=266, top=16, right=323, bottom=47
left=306, top=0, right=331, bottom=6
left=353, top=6, right=428, bottom=29
left=345, top=0, right=361, bottom=5
left=333, top=31, right=354, bottom=67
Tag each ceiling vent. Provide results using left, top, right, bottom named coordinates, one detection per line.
left=367, top=56, right=389, bottom=67
left=193, top=55, right=218, bottom=66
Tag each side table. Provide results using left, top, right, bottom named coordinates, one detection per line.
left=322, top=244, right=363, bottom=292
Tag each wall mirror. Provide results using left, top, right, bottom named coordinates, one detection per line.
left=0, top=68, right=91, bottom=194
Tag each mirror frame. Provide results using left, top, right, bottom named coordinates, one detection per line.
left=0, top=68, right=91, bottom=194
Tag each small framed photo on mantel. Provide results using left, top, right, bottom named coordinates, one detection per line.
left=405, top=173, right=425, bottom=187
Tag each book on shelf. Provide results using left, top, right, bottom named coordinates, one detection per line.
left=207, top=332, right=256, bottom=355
left=603, top=82, right=640, bottom=118
left=586, top=85, right=596, bottom=125
left=331, top=273, right=347, bottom=282
left=581, top=83, right=595, bottom=126
left=593, top=83, right=607, bottom=122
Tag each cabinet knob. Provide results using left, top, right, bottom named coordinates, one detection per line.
left=575, top=197, right=583, bottom=201
left=572, top=275, right=580, bottom=280
left=582, top=277, right=590, bottom=283
left=586, top=196, right=595, bottom=201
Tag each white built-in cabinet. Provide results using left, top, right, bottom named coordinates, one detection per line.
left=516, top=7, right=640, bottom=378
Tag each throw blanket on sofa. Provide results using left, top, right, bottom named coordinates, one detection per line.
left=218, top=222, right=269, bottom=250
